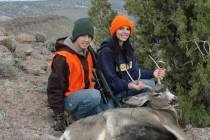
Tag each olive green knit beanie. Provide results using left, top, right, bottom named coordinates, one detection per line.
left=71, top=18, right=94, bottom=41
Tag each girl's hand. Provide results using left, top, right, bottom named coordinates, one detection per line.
left=128, top=81, right=146, bottom=90
left=153, top=68, right=166, bottom=80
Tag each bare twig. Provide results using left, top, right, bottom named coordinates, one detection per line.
left=202, top=41, right=209, bottom=54
left=200, top=40, right=210, bottom=54
left=194, top=41, right=205, bottom=60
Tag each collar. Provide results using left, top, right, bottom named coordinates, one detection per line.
left=64, top=36, right=87, bottom=56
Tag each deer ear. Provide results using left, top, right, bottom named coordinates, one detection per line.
left=144, top=84, right=153, bottom=91
left=160, top=85, right=167, bottom=92
left=151, top=85, right=160, bottom=92
left=153, top=84, right=166, bottom=92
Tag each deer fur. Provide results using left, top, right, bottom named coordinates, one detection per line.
left=60, top=85, right=189, bottom=140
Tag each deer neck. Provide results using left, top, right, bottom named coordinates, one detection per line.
left=151, top=104, right=178, bottom=125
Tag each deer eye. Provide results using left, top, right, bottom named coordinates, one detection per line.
left=154, top=94, right=161, bottom=97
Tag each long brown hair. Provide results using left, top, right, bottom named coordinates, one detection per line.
left=111, top=35, right=134, bottom=65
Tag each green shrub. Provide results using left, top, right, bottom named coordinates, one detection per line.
left=34, top=33, right=46, bottom=43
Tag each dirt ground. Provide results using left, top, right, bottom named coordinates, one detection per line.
left=0, top=52, right=61, bottom=139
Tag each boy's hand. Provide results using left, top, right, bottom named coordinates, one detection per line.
left=53, top=113, right=66, bottom=131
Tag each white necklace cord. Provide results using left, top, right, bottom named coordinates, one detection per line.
left=125, top=69, right=135, bottom=82
left=125, top=68, right=141, bottom=83
left=137, top=68, right=141, bottom=81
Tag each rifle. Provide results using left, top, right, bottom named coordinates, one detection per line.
left=88, top=46, right=121, bottom=107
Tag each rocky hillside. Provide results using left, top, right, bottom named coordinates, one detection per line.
left=0, top=15, right=70, bottom=140
left=0, top=0, right=89, bottom=20
left=0, top=15, right=72, bottom=40
left=0, top=0, right=125, bottom=20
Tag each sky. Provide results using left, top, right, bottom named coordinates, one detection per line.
left=0, top=0, right=44, bottom=1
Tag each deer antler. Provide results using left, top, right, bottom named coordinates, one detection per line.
left=148, top=55, right=162, bottom=84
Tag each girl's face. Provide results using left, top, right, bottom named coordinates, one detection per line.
left=116, top=26, right=131, bottom=44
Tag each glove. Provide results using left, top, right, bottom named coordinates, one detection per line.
left=53, top=113, right=66, bottom=131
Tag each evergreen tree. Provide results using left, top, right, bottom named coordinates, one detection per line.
left=125, top=0, right=210, bottom=126
left=88, top=0, right=117, bottom=47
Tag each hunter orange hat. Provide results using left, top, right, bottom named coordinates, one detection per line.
left=110, top=15, right=134, bottom=36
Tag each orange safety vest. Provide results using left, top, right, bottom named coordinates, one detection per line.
left=54, top=50, right=94, bottom=96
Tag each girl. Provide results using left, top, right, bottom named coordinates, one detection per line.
left=97, top=15, right=165, bottom=106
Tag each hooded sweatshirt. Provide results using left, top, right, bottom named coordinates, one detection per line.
left=47, top=37, right=93, bottom=114
left=97, top=37, right=154, bottom=93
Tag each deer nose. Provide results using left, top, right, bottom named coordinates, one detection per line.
left=171, top=96, right=178, bottom=104
left=173, top=96, right=178, bottom=100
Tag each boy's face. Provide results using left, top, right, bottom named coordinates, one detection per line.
left=74, top=35, right=92, bottom=50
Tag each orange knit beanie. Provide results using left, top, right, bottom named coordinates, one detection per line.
left=110, top=15, right=134, bottom=36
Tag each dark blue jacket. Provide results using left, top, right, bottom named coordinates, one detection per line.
left=97, top=37, right=154, bottom=92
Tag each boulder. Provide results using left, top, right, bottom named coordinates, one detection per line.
left=14, top=43, right=33, bottom=59
left=0, top=26, right=6, bottom=36
left=15, top=33, right=34, bottom=43
left=0, top=16, right=12, bottom=22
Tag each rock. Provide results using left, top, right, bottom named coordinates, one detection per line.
left=15, top=33, right=34, bottom=43
left=0, top=16, right=12, bottom=22
left=24, top=48, right=33, bottom=56
left=14, top=55, right=47, bottom=75
left=0, top=26, right=6, bottom=36
left=14, top=43, right=33, bottom=59
left=0, top=36, right=8, bottom=42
